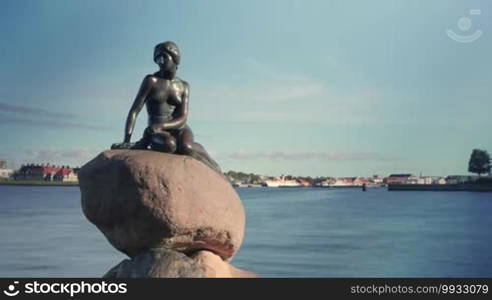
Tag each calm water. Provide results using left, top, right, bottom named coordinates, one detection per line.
left=0, top=185, right=491, bottom=277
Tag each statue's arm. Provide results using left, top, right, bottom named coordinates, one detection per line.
left=124, top=75, right=154, bottom=142
left=159, top=81, right=189, bottom=131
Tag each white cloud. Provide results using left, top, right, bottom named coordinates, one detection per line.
left=221, top=150, right=402, bottom=162
left=190, top=58, right=390, bottom=125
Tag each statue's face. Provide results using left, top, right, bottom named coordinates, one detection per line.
left=155, top=52, right=176, bottom=72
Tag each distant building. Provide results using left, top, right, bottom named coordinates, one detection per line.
left=15, top=164, right=78, bottom=182
left=385, top=174, right=413, bottom=184
left=0, top=160, right=13, bottom=179
left=445, top=175, right=477, bottom=184
left=54, top=167, right=79, bottom=182
left=354, top=177, right=370, bottom=186
left=0, top=169, right=14, bottom=179
left=433, top=177, right=447, bottom=185
left=332, top=177, right=357, bottom=186
left=404, top=176, right=445, bottom=185
left=313, top=178, right=335, bottom=187
left=297, top=178, right=311, bottom=187
left=370, top=175, right=384, bottom=185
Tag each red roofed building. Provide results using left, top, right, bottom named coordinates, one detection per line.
left=15, top=164, right=78, bottom=182
left=54, top=166, right=78, bottom=182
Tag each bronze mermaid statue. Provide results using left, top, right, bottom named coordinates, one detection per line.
left=111, top=41, right=221, bottom=172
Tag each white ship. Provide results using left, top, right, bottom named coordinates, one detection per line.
left=264, top=176, right=302, bottom=187
left=330, top=177, right=360, bottom=187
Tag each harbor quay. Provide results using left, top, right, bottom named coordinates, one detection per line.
left=1, top=161, right=491, bottom=191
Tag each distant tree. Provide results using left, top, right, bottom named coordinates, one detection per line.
left=468, top=149, right=491, bottom=176
left=249, top=174, right=261, bottom=183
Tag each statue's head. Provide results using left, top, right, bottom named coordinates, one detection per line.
left=154, top=42, right=180, bottom=73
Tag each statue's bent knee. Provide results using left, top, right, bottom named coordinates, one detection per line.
left=151, top=133, right=177, bottom=153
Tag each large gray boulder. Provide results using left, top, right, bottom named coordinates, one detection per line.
left=78, top=150, right=245, bottom=260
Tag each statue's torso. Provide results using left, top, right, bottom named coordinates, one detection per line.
left=146, top=76, right=186, bottom=124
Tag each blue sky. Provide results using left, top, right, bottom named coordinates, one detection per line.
left=0, top=0, right=490, bottom=176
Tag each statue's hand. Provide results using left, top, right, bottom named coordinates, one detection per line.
left=150, top=124, right=163, bottom=134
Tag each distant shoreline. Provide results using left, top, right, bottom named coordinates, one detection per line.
left=0, top=180, right=78, bottom=187
left=388, top=183, right=492, bottom=192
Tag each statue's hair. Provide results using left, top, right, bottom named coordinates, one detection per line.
left=154, top=41, right=180, bottom=65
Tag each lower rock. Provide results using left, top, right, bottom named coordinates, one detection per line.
left=104, top=248, right=257, bottom=278
left=192, top=251, right=258, bottom=278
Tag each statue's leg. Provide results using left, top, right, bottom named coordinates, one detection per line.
left=132, top=127, right=152, bottom=149
left=150, top=131, right=177, bottom=153
left=176, top=127, right=194, bottom=155
left=177, top=127, right=221, bottom=172
left=190, top=141, right=207, bottom=155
